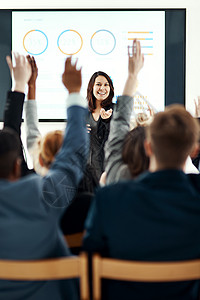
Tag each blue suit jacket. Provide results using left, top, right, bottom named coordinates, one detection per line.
left=84, top=170, right=200, bottom=300
left=0, top=98, right=88, bottom=300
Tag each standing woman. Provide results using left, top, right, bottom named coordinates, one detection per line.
left=87, top=71, right=114, bottom=180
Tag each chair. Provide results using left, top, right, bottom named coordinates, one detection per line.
left=0, top=253, right=89, bottom=300
left=92, top=254, right=200, bottom=300
left=65, top=232, right=84, bottom=249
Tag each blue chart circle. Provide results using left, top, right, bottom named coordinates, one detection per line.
left=23, top=30, right=48, bottom=56
left=57, top=29, right=83, bottom=55
left=34, top=30, right=48, bottom=55
left=57, top=29, right=70, bottom=48
left=90, top=29, right=116, bottom=55
left=23, top=29, right=48, bottom=55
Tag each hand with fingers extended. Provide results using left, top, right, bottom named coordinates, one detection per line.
left=146, top=103, right=155, bottom=117
left=128, top=39, right=144, bottom=77
left=27, top=55, right=38, bottom=86
left=26, top=55, right=38, bottom=99
left=6, top=53, right=32, bottom=93
left=100, top=108, right=113, bottom=120
left=62, top=57, right=82, bottom=94
left=123, top=39, right=144, bottom=97
left=194, top=97, right=200, bottom=118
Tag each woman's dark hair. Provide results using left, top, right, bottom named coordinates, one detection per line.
left=122, top=126, right=149, bottom=178
left=87, top=71, right=114, bottom=113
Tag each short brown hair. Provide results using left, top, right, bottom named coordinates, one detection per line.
left=146, top=104, right=199, bottom=168
left=87, top=71, right=114, bottom=113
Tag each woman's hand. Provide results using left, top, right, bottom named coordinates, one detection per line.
left=100, top=108, right=113, bottom=119
left=86, top=124, right=91, bottom=133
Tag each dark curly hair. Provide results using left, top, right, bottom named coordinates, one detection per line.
left=87, top=71, right=114, bottom=113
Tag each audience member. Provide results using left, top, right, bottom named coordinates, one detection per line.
left=83, top=40, right=200, bottom=300
left=0, top=53, right=88, bottom=300
left=86, top=71, right=114, bottom=180
left=104, top=40, right=198, bottom=184
left=4, top=54, right=34, bottom=176
left=24, top=55, right=63, bottom=176
left=24, top=57, right=99, bottom=243
left=104, top=40, right=147, bottom=184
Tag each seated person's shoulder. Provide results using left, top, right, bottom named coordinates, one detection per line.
left=187, top=173, right=200, bottom=192
left=95, top=179, right=139, bottom=201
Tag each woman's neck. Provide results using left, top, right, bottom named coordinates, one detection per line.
left=95, top=100, right=102, bottom=110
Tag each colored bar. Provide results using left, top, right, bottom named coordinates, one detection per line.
left=128, top=31, right=153, bottom=34
left=128, top=38, right=153, bottom=40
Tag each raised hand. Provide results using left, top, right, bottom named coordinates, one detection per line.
left=26, top=55, right=38, bottom=86
left=194, top=97, right=200, bottom=118
left=128, top=39, right=144, bottom=77
left=26, top=55, right=38, bottom=99
left=62, top=57, right=82, bottom=94
left=100, top=108, right=113, bottom=119
left=146, top=102, right=155, bottom=117
left=123, top=39, right=144, bottom=97
left=6, top=53, right=32, bottom=93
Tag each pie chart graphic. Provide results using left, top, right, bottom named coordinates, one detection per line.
left=57, top=30, right=83, bottom=55
left=90, top=29, right=116, bottom=55
left=23, top=30, right=48, bottom=55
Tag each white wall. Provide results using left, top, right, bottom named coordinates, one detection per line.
left=1, top=0, right=200, bottom=114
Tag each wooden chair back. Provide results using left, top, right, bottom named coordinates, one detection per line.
left=0, top=253, right=89, bottom=300
left=92, top=254, right=200, bottom=300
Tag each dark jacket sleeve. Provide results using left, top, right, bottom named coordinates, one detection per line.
left=3, top=91, right=34, bottom=177
left=4, top=91, right=24, bottom=134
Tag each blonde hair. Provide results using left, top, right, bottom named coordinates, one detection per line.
left=38, top=130, right=64, bottom=168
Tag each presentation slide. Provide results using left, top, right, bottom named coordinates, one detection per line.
left=12, top=11, right=165, bottom=120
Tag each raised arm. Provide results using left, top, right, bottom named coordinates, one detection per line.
left=105, top=40, right=144, bottom=184
left=4, top=53, right=32, bottom=176
left=4, top=54, right=31, bottom=134
left=42, top=57, right=89, bottom=209
left=24, top=56, right=41, bottom=152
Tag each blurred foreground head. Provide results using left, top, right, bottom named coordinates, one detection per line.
left=145, top=104, right=200, bottom=169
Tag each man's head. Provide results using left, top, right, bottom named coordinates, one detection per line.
left=145, top=104, right=200, bottom=170
left=0, top=128, right=21, bottom=180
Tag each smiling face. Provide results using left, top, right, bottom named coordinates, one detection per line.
left=93, top=75, right=111, bottom=102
